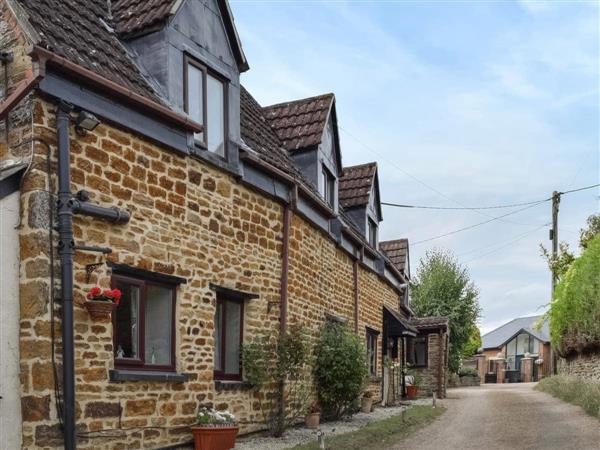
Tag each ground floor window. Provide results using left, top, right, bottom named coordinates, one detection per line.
left=407, top=335, right=428, bottom=367
left=214, top=295, right=244, bottom=380
left=112, top=275, right=176, bottom=371
left=366, top=328, right=379, bottom=376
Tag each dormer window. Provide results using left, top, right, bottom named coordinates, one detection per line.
left=368, top=218, right=377, bottom=248
left=321, top=166, right=335, bottom=207
left=184, top=56, right=228, bottom=158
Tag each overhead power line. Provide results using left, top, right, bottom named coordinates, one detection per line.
left=382, top=183, right=600, bottom=211
left=411, top=202, right=547, bottom=246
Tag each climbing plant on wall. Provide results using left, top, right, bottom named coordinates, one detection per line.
left=549, top=233, right=600, bottom=356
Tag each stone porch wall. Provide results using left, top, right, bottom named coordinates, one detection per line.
left=413, top=331, right=448, bottom=399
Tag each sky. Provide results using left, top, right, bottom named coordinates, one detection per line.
left=230, top=0, right=600, bottom=334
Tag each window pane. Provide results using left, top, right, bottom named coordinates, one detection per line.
left=207, top=74, right=225, bottom=156
left=115, top=283, right=140, bottom=360
left=187, top=64, right=204, bottom=143
left=145, top=285, right=173, bottom=366
left=532, top=339, right=539, bottom=354
left=415, top=338, right=427, bottom=366
left=224, top=300, right=241, bottom=374
left=516, top=333, right=528, bottom=354
left=214, top=301, right=222, bottom=371
left=507, top=338, right=517, bottom=357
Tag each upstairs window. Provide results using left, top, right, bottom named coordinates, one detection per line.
left=321, top=166, right=335, bottom=207
left=407, top=335, right=427, bottom=368
left=214, top=294, right=244, bottom=380
left=112, top=275, right=176, bottom=371
left=184, top=56, right=228, bottom=158
left=366, top=328, right=378, bottom=377
left=368, top=218, right=378, bottom=248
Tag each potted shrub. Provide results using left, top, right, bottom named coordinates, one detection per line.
left=305, top=402, right=321, bottom=429
left=361, top=391, right=374, bottom=413
left=191, top=408, right=238, bottom=450
left=84, top=286, right=121, bottom=320
left=406, top=370, right=422, bottom=399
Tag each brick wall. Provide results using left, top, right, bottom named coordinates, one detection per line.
left=558, top=352, right=600, bottom=382
left=14, top=97, right=413, bottom=449
left=413, top=331, right=448, bottom=398
left=19, top=98, right=285, bottom=449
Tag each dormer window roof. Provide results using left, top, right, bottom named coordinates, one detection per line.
left=263, top=93, right=336, bottom=153
left=338, top=162, right=381, bottom=217
left=380, top=239, right=410, bottom=278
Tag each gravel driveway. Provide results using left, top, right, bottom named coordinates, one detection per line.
left=392, top=383, right=600, bottom=450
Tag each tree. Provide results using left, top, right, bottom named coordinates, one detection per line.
left=410, top=249, right=481, bottom=373
left=462, top=325, right=482, bottom=359
left=540, top=213, right=599, bottom=281
left=549, top=233, right=600, bottom=357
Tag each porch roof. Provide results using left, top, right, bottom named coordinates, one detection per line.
left=384, top=305, right=418, bottom=337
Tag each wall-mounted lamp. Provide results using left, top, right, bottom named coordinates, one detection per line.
left=75, top=110, right=100, bottom=135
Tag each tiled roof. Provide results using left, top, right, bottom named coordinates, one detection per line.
left=380, top=239, right=409, bottom=275
left=338, top=162, right=377, bottom=209
left=16, top=0, right=159, bottom=101
left=410, top=316, right=449, bottom=330
left=482, top=316, right=550, bottom=350
left=263, top=93, right=334, bottom=151
left=240, top=86, right=305, bottom=178
left=112, top=0, right=176, bottom=36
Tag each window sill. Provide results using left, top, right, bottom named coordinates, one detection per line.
left=214, top=380, right=254, bottom=392
left=109, top=369, right=189, bottom=383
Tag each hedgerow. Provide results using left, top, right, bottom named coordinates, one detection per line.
left=549, top=234, right=600, bottom=356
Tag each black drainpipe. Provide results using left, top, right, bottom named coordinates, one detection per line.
left=56, top=102, right=76, bottom=450
left=56, top=102, right=130, bottom=449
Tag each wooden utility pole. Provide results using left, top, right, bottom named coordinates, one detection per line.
left=550, top=191, right=560, bottom=293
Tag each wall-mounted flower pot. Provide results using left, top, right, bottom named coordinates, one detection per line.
left=191, top=425, right=238, bottom=450
left=406, top=385, right=419, bottom=399
left=361, top=396, right=374, bottom=413
left=305, top=412, right=321, bottom=429
left=84, top=300, right=116, bottom=321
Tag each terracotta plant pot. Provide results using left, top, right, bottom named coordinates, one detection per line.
left=84, top=300, right=116, bottom=321
left=361, top=396, right=373, bottom=413
left=305, top=412, right=320, bottom=429
left=191, top=425, right=238, bottom=450
left=406, top=385, right=418, bottom=399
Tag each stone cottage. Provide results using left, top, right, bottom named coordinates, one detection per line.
left=0, top=0, right=449, bottom=448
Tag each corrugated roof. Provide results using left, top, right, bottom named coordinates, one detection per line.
left=338, top=162, right=377, bottom=209
left=263, top=93, right=334, bottom=151
left=380, top=239, right=409, bottom=276
left=481, top=316, right=550, bottom=349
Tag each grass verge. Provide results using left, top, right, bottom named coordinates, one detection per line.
left=291, top=405, right=445, bottom=450
left=535, top=375, right=600, bottom=419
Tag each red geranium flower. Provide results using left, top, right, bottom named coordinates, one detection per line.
left=89, top=286, right=102, bottom=297
left=111, top=289, right=122, bottom=302
left=103, top=289, right=114, bottom=298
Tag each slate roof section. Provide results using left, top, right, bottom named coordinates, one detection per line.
left=112, top=0, right=176, bottom=36
left=410, top=316, right=449, bottom=330
left=482, top=316, right=550, bottom=350
left=263, top=93, right=334, bottom=151
left=380, top=239, right=409, bottom=276
left=339, top=162, right=377, bottom=209
left=16, top=0, right=160, bottom=101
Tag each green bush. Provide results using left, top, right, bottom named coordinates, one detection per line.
left=535, top=375, right=600, bottom=418
left=458, top=367, right=478, bottom=377
left=314, top=322, right=367, bottom=419
left=242, top=323, right=312, bottom=436
left=549, top=234, right=600, bottom=356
